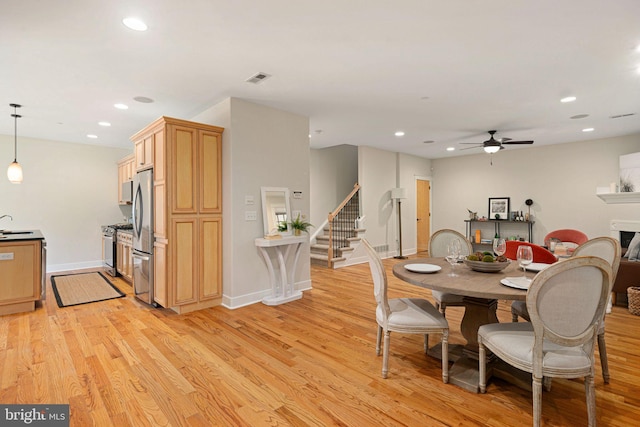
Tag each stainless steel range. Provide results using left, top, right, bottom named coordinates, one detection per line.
left=101, top=223, right=133, bottom=277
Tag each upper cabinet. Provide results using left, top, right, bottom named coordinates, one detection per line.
left=117, top=154, right=135, bottom=205
left=134, top=134, right=154, bottom=171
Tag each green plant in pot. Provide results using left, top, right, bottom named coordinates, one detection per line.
left=289, top=214, right=313, bottom=236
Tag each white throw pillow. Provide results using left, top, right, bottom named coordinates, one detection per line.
left=625, top=232, right=640, bottom=261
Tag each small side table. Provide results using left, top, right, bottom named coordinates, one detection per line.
left=255, top=235, right=307, bottom=305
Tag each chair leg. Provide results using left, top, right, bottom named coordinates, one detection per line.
left=511, top=310, right=519, bottom=322
left=532, top=375, right=543, bottom=427
left=441, top=330, right=449, bottom=384
left=382, top=330, right=390, bottom=379
left=598, top=332, right=610, bottom=384
left=376, top=325, right=382, bottom=356
left=439, top=302, right=447, bottom=316
left=478, top=337, right=486, bottom=393
left=543, top=376, right=552, bottom=392
left=424, top=334, right=429, bottom=353
left=585, top=374, right=596, bottom=427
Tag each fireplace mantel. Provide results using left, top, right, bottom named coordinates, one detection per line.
left=597, top=192, right=640, bottom=204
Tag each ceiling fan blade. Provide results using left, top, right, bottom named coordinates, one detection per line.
left=460, top=145, right=482, bottom=150
left=502, top=140, right=534, bottom=145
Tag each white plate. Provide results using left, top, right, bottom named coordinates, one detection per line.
left=500, top=277, right=532, bottom=290
left=525, top=262, right=552, bottom=272
left=404, top=263, right=442, bottom=274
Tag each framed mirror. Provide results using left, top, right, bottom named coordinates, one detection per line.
left=261, top=187, right=292, bottom=236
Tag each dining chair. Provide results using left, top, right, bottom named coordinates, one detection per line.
left=504, top=240, right=557, bottom=264
left=361, top=239, right=449, bottom=382
left=511, top=237, right=621, bottom=384
left=544, top=228, right=589, bottom=248
left=428, top=229, right=473, bottom=316
left=479, top=256, right=612, bottom=427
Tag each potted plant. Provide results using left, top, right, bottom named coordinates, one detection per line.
left=289, top=214, right=313, bottom=236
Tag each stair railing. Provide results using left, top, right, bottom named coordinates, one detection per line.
left=327, top=183, right=361, bottom=268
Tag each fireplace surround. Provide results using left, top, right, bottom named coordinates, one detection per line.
left=610, top=220, right=640, bottom=306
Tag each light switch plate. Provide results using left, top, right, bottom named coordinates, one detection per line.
left=245, top=211, right=257, bottom=221
left=245, top=195, right=254, bottom=205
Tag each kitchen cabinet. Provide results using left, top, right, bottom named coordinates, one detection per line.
left=0, top=237, right=44, bottom=316
left=117, top=154, right=135, bottom=205
left=130, top=116, right=223, bottom=313
left=116, top=230, right=133, bottom=283
left=134, top=134, right=154, bottom=171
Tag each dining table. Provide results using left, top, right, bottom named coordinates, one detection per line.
left=393, top=256, right=536, bottom=393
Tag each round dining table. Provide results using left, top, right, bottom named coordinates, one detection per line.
left=393, top=257, right=533, bottom=392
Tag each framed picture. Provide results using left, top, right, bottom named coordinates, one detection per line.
left=488, top=197, right=510, bottom=220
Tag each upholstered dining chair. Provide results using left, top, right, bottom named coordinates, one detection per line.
left=504, top=240, right=557, bottom=264
left=479, top=256, right=612, bottom=427
left=362, top=239, right=449, bottom=382
left=428, top=229, right=473, bottom=316
left=511, top=237, right=621, bottom=384
left=544, top=228, right=589, bottom=248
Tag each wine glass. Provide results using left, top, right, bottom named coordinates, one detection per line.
left=493, top=238, right=506, bottom=257
left=446, top=240, right=461, bottom=276
left=516, top=245, right=533, bottom=279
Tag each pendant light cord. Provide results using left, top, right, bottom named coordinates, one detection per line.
left=10, top=104, right=21, bottom=162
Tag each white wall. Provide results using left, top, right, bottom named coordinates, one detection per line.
left=192, top=98, right=310, bottom=308
left=431, top=134, right=640, bottom=244
left=0, top=134, right=132, bottom=271
left=357, top=146, right=432, bottom=257
left=309, top=144, right=358, bottom=232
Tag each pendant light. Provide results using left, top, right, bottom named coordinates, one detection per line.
left=7, top=103, right=23, bottom=184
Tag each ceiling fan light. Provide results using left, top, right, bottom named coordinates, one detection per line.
left=7, top=161, right=23, bottom=184
left=484, top=145, right=500, bottom=154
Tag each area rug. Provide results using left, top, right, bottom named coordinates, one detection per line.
left=51, top=272, right=126, bottom=308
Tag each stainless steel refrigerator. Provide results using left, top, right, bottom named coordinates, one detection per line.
left=132, top=168, right=154, bottom=305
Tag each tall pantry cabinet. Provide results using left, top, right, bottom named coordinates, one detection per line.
left=130, top=116, right=223, bottom=314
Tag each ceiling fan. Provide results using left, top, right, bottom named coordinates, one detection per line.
left=461, top=130, right=534, bottom=153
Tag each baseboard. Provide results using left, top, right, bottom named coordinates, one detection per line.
left=221, top=279, right=313, bottom=309
left=47, top=260, right=103, bottom=273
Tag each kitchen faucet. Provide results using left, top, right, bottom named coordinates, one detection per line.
left=0, top=215, right=12, bottom=221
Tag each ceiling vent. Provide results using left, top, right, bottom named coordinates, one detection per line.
left=609, top=113, right=636, bottom=119
left=246, top=72, right=271, bottom=84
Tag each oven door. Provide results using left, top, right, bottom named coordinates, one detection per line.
left=102, top=233, right=116, bottom=276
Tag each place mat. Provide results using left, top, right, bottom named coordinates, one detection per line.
left=51, top=272, right=126, bottom=307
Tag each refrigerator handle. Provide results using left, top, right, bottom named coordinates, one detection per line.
left=132, top=253, right=150, bottom=262
left=132, top=181, right=143, bottom=237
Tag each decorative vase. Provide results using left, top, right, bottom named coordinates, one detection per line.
left=294, top=229, right=301, bottom=236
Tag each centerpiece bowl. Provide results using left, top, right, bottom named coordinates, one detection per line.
left=463, top=259, right=510, bottom=273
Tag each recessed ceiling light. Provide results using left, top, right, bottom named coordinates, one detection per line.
left=446, top=147, right=455, bottom=151
left=87, top=134, right=98, bottom=139
left=98, top=121, right=111, bottom=127
left=570, top=114, right=589, bottom=119
left=133, top=96, right=154, bottom=103
left=394, top=131, right=405, bottom=137
left=122, top=17, right=148, bottom=31
left=582, top=128, right=594, bottom=132
left=561, top=96, right=577, bottom=103
left=423, top=140, right=434, bottom=144
left=114, top=103, right=128, bottom=110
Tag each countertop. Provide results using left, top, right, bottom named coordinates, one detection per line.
left=0, top=230, right=46, bottom=242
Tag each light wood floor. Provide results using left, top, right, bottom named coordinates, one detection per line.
left=1, top=259, right=639, bottom=426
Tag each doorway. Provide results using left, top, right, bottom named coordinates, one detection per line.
left=416, top=179, right=431, bottom=254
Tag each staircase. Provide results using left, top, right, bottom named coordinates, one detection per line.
left=310, top=184, right=364, bottom=268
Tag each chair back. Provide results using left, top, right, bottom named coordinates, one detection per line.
left=544, top=229, right=588, bottom=247
left=429, top=229, right=473, bottom=257
left=572, top=237, right=621, bottom=283
left=504, top=241, right=557, bottom=264
left=526, top=256, right=611, bottom=374
left=362, top=239, right=391, bottom=322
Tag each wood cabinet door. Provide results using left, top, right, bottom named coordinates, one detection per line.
left=0, top=241, right=40, bottom=303
left=135, top=136, right=154, bottom=171
left=171, top=218, right=198, bottom=306
left=199, top=217, right=222, bottom=301
left=170, top=125, right=197, bottom=214
left=154, top=240, right=168, bottom=307
left=199, top=131, right=222, bottom=213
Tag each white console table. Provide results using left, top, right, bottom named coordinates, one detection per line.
left=255, top=235, right=307, bottom=305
